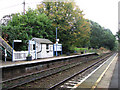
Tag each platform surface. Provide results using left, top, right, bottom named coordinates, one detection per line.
left=97, top=53, right=118, bottom=89
left=1, top=53, right=95, bottom=68
left=108, top=52, right=120, bottom=89
left=75, top=53, right=118, bottom=89
left=109, top=61, right=118, bottom=88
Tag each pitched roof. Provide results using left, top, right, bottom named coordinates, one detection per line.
left=31, top=38, right=53, bottom=44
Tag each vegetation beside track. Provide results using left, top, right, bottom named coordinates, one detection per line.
left=1, top=2, right=117, bottom=54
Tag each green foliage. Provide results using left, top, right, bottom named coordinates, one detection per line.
left=2, top=2, right=115, bottom=53
left=70, top=46, right=88, bottom=53
left=2, top=2, right=91, bottom=52
left=37, top=2, right=91, bottom=52
left=116, top=30, right=120, bottom=43
left=89, top=20, right=116, bottom=50
left=27, top=54, right=32, bottom=57
left=88, top=49, right=97, bottom=53
left=74, top=47, right=88, bottom=51
left=112, top=40, right=119, bottom=51
left=2, top=9, right=54, bottom=50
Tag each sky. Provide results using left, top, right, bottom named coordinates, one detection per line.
left=0, top=0, right=119, bottom=35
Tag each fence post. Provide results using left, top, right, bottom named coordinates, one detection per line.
left=5, top=49, right=7, bottom=62
left=53, top=44, right=54, bottom=56
left=12, top=41, right=14, bottom=62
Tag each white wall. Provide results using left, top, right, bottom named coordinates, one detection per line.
left=13, top=42, right=53, bottom=61
left=36, top=43, right=53, bottom=58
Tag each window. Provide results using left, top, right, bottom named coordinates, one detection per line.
left=33, top=44, right=35, bottom=50
left=46, top=44, right=49, bottom=49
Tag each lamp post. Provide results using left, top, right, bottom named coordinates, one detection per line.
left=12, top=40, right=22, bottom=61
left=56, top=27, right=58, bottom=56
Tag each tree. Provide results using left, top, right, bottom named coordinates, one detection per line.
left=0, top=14, right=14, bottom=26
left=101, top=29, right=116, bottom=50
left=37, top=2, right=91, bottom=52
left=89, top=20, right=116, bottom=50
left=2, top=9, right=54, bottom=50
left=116, top=30, right=120, bottom=43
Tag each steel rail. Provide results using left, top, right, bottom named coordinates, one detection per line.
left=2, top=53, right=112, bottom=90
left=2, top=56, right=93, bottom=89
left=48, top=53, right=115, bottom=90
left=2, top=60, right=80, bottom=83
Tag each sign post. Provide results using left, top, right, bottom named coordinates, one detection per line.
left=56, top=43, right=57, bottom=56
left=56, top=27, right=57, bottom=56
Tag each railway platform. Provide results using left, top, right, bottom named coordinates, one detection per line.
left=1, top=53, right=96, bottom=68
left=1, top=52, right=117, bottom=89
left=74, top=52, right=119, bottom=89
left=1, top=52, right=99, bottom=85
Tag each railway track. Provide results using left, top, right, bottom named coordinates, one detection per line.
left=48, top=53, right=117, bottom=89
left=1, top=56, right=97, bottom=89
left=1, top=53, right=113, bottom=89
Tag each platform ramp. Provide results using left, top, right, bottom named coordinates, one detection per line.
left=0, top=36, right=15, bottom=55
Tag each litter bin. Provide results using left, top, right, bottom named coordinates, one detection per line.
left=26, top=56, right=32, bottom=61
left=81, top=51, right=84, bottom=54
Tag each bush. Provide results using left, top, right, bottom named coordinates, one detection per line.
left=70, top=47, right=88, bottom=53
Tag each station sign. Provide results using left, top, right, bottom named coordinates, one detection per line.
left=14, top=40, right=22, bottom=42
left=54, top=44, right=62, bottom=51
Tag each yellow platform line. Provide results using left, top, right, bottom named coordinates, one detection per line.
left=91, top=53, right=118, bottom=90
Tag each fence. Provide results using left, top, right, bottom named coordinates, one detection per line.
left=13, top=50, right=35, bottom=61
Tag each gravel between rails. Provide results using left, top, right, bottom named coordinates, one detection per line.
left=2, top=55, right=98, bottom=89
left=17, top=53, right=112, bottom=89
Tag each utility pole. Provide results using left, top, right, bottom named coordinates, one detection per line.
left=23, top=0, right=25, bottom=15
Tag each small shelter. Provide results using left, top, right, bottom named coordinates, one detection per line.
left=30, top=38, right=53, bottom=58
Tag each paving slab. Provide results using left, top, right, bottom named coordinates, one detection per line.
left=75, top=53, right=118, bottom=89
left=109, top=62, right=118, bottom=88
left=97, top=53, right=118, bottom=88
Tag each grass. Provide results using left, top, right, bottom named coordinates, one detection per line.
left=73, top=47, right=88, bottom=54
left=74, top=47, right=88, bottom=51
